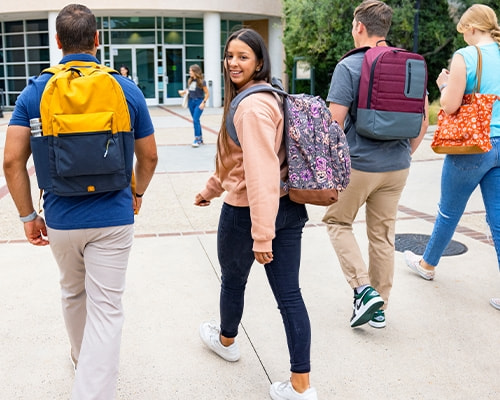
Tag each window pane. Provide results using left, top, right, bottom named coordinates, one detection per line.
left=164, top=31, right=183, bottom=44
left=164, top=17, right=183, bottom=30
left=111, top=31, right=155, bottom=44
left=6, top=50, right=25, bottom=62
left=7, top=64, right=26, bottom=76
left=9, top=93, right=20, bottom=105
left=29, top=63, right=49, bottom=76
left=5, top=21, right=23, bottom=33
left=27, top=33, right=49, bottom=47
left=28, top=48, right=49, bottom=62
left=110, top=17, right=155, bottom=29
left=6, top=35, right=24, bottom=48
left=26, top=19, right=48, bottom=32
left=229, top=21, right=243, bottom=31
left=185, top=19, right=203, bottom=30
left=186, top=46, right=203, bottom=60
left=8, top=79, right=28, bottom=91
left=186, top=31, right=203, bottom=45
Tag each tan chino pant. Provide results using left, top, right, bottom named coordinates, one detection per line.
left=48, top=224, right=134, bottom=400
left=322, top=168, right=409, bottom=309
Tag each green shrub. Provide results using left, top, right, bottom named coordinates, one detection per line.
left=428, top=100, right=441, bottom=126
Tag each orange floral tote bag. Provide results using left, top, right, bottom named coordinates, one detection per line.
left=431, top=46, right=499, bottom=154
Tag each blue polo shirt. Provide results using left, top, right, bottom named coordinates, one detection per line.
left=9, top=54, right=155, bottom=230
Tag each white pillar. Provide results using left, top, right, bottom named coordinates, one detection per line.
left=203, top=12, right=221, bottom=108
left=268, top=17, right=284, bottom=87
left=48, top=11, right=62, bottom=65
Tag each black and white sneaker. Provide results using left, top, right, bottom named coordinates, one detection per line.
left=350, top=286, right=384, bottom=327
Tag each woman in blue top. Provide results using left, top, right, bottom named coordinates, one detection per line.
left=179, top=64, right=209, bottom=147
left=404, top=4, right=500, bottom=309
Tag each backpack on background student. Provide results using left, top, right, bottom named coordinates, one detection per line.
left=30, top=61, right=135, bottom=197
left=342, top=40, right=428, bottom=140
left=226, top=79, right=351, bottom=206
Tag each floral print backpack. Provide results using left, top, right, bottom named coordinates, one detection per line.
left=226, top=79, right=351, bottom=206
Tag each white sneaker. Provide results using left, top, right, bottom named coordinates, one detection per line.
left=489, top=298, right=500, bottom=310
left=404, top=250, right=435, bottom=280
left=270, top=380, right=318, bottom=400
left=199, top=321, right=240, bottom=362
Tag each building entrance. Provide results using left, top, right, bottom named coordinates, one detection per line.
left=111, top=45, right=157, bottom=105
left=163, top=46, right=185, bottom=106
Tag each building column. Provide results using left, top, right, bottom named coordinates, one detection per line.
left=48, top=11, right=62, bottom=64
left=203, top=12, right=221, bottom=108
left=268, top=17, right=285, bottom=88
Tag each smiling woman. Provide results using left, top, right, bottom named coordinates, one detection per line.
left=194, top=28, right=319, bottom=400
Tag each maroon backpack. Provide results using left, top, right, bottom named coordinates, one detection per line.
left=342, top=42, right=428, bottom=140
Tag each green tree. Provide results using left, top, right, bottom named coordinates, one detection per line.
left=283, top=0, right=456, bottom=101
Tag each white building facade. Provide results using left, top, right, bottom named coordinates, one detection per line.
left=0, top=0, right=284, bottom=108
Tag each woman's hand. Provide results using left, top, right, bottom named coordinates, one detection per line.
left=436, top=68, right=450, bottom=91
left=194, top=193, right=211, bottom=207
left=254, top=251, right=273, bottom=265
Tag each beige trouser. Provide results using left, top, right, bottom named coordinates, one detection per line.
left=47, top=224, right=134, bottom=400
left=322, top=168, right=409, bottom=309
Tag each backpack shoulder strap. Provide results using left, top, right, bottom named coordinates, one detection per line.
left=226, top=83, right=287, bottom=146
left=340, top=46, right=370, bottom=61
left=41, top=64, right=65, bottom=76
left=42, top=62, right=118, bottom=77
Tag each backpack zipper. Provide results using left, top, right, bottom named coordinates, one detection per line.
left=406, top=62, right=412, bottom=94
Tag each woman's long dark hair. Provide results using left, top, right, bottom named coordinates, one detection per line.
left=217, top=28, right=272, bottom=169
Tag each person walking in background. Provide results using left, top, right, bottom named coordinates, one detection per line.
left=322, top=0, right=428, bottom=329
left=3, top=4, right=158, bottom=399
left=119, top=64, right=133, bottom=81
left=404, top=4, right=500, bottom=311
left=194, top=28, right=318, bottom=400
left=179, top=64, right=209, bottom=148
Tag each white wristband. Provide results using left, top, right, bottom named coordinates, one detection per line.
left=20, top=211, right=37, bottom=223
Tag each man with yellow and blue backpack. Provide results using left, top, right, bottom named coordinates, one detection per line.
left=3, top=4, right=158, bottom=399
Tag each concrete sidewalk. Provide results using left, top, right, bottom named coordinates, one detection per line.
left=0, top=106, right=499, bottom=399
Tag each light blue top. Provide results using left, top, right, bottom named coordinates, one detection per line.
left=456, top=43, right=500, bottom=137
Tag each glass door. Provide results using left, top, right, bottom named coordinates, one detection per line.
left=111, top=45, right=158, bottom=105
left=163, top=46, right=184, bottom=105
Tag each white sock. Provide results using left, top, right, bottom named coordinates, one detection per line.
left=355, top=284, right=369, bottom=295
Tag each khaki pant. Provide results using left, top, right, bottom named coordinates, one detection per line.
left=322, top=168, right=409, bottom=309
left=48, top=224, right=134, bottom=400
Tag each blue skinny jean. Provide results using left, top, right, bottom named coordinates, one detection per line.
left=188, top=97, right=204, bottom=139
left=424, top=137, right=500, bottom=268
left=217, top=195, right=311, bottom=373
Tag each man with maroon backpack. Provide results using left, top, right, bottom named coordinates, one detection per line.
left=323, top=0, right=429, bottom=329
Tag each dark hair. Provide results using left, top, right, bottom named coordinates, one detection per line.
left=354, top=0, right=393, bottom=38
left=217, top=28, right=272, bottom=166
left=56, top=4, right=97, bottom=53
left=222, top=28, right=271, bottom=109
left=120, top=65, right=130, bottom=75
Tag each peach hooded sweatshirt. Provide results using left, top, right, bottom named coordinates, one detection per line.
left=199, top=80, right=288, bottom=252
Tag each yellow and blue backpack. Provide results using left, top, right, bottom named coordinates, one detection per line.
left=30, top=61, right=135, bottom=196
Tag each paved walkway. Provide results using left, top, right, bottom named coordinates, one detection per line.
left=0, top=107, right=498, bottom=399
